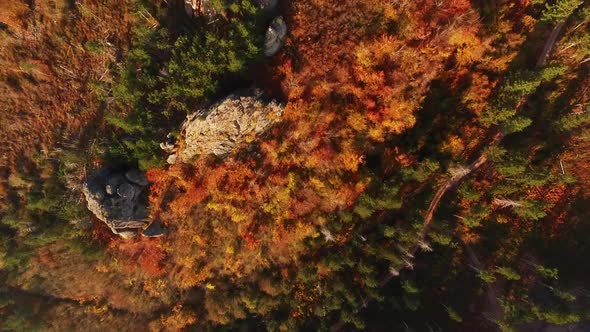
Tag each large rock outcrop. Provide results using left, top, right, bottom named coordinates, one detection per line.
left=167, top=91, right=284, bottom=163
left=82, top=169, right=165, bottom=239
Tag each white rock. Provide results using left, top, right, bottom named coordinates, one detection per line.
left=167, top=154, right=178, bottom=164
left=175, top=91, right=284, bottom=163
left=117, top=230, right=137, bottom=240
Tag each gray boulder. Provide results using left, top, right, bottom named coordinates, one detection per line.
left=264, top=16, right=287, bottom=57
left=142, top=220, right=167, bottom=238
left=82, top=169, right=151, bottom=238
left=125, top=169, right=149, bottom=186
left=105, top=173, right=124, bottom=195
left=117, top=182, right=137, bottom=199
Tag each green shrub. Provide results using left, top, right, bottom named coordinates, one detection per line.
left=540, top=0, right=583, bottom=23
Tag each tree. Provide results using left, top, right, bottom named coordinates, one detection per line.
left=502, top=116, right=532, bottom=134
left=513, top=200, right=547, bottom=221
left=496, top=266, right=521, bottom=280
left=541, top=0, right=583, bottom=23
left=445, top=305, right=463, bottom=323
left=401, top=159, right=440, bottom=182
left=559, top=110, right=590, bottom=131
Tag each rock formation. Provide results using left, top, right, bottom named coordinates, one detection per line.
left=142, top=220, right=167, bottom=238
left=166, top=90, right=284, bottom=163
left=82, top=169, right=165, bottom=239
left=264, top=16, right=287, bottom=57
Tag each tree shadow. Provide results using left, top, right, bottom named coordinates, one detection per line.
left=391, top=72, right=475, bottom=170
left=471, top=0, right=499, bottom=27
left=505, top=64, right=589, bottom=166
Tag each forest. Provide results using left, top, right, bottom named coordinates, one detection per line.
left=0, top=0, right=590, bottom=331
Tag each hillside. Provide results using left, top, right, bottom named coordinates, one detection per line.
left=1, top=0, right=590, bottom=331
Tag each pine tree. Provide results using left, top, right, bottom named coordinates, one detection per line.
left=541, top=0, right=584, bottom=23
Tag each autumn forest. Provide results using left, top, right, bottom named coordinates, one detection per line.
left=0, top=0, right=590, bottom=331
